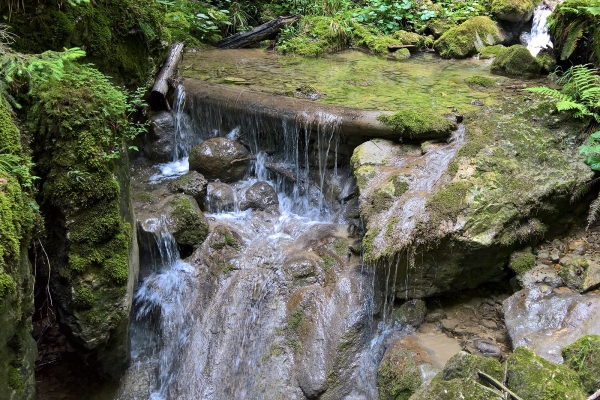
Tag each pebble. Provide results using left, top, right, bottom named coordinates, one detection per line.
left=481, top=319, right=497, bottom=329
left=441, top=318, right=459, bottom=331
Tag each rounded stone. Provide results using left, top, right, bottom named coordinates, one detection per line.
left=240, top=181, right=279, bottom=213
left=205, top=182, right=235, bottom=213
left=189, top=137, right=250, bottom=183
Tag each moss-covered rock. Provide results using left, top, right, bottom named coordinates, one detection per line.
left=378, top=343, right=423, bottom=400
left=351, top=23, right=406, bottom=57
left=559, top=256, right=589, bottom=290
left=0, top=99, right=37, bottom=400
left=392, top=299, right=427, bottom=328
left=465, top=75, right=498, bottom=88
left=479, top=44, right=506, bottom=59
left=509, top=247, right=536, bottom=274
left=377, top=109, right=456, bottom=138
left=393, top=30, right=425, bottom=47
left=491, top=45, right=542, bottom=78
left=434, top=16, right=502, bottom=58
left=562, top=335, right=600, bottom=395
left=441, top=351, right=503, bottom=382
left=276, top=15, right=351, bottom=56
left=28, top=63, right=139, bottom=379
left=491, top=0, right=538, bottom=22
left=166, top=194, right=208, bottom=247
left=507, top=347, right=586, bottom=400
left=410, top=377, right=504, bottom=399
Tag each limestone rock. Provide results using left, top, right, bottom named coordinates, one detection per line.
left=143, top=111, right=175, bottom=162
left=506, top=347, right=585, bottom=400
left=392, top=299, right=427, bottom=328
left=517, top=263, right=563, bottom=288
left=410, top=377, right=504, bottom=399
left=240, top=181, right=279, bottom=214
left=205, top=182, right=235, bottom=213
left=440, top=351, right=503, bottom=382
left=491, top=45, right=542, bottom=78
left=434, top=16, right=503, bottom=58
left=164, top=194, right=208, bottom=248
left=167, top=171, right=208, bottom=202
left=503, top=287, right=600, bottom=363
left=189, top=137, right=250, bottom=182
left=491, top=0, right=538, bottom=22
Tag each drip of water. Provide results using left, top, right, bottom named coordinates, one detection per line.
left=523, top=1, right=561, bottom=57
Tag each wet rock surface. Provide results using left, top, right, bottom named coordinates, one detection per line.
left=205, top=182, right=235, bottom=212
left=239, top=181, right=279, bottom=213
left=189, top=137, right=250, bottom=182
left=167, top=170, right=208, bottom=202
left=143, top=111, right=176, bottom=162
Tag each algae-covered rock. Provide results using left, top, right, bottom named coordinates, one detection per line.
left=559, top=256, right=589, bottom=290
left=441, top=351, right=503, bottom=382
left=479, top=44, right=506, bottom=59
left=562, top=335, right=600, bottom=395
left=506, top=347, right=585, bottom=400
left=434, top=16, right=503, bottom=58
left=189, top=137, right=250, bottom=183
left=491, top=44, right=542, bottom=78
left=377, top=109, right=456, bottom=139
left=465, top=75, right=498, bottom=88
left=356, top=92, right=592, bottom=298
left=393, top=30, right=425, bottom=47
left=378, top=337, right=427, bottom=400
left=409, top=377, right=504, bottom=400
left=392, top=299, right=427, bottom=328
left=166, top=194, right=208, bottom=247
left=491, top=0, right=539, bottom=22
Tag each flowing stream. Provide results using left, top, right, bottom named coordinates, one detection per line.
left=107, top=52, right=488, bottom=399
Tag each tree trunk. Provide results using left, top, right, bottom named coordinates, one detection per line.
left=150, top=42, right=185, bottom=111
left=217, top=14, right=300, bottom=49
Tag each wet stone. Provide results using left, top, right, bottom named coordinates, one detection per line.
left=392, top=299, right=427, bottom=328
left=239, top=181, right=279, bottom=214
left=189, top=137, right=250, bottom=183
left=168, top=171, right=208, bottom=202
left=205, top=182, right=235, bottom=213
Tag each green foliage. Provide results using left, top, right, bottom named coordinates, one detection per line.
left=162, top=0, right=230, bottom=45
left=352, top=0, right=437, bottom=34
left=562, top=335, right=600, bottom=394
left=548, top=0, right=600, bottom=65
left=526, top=65, right=600, bottom=125
left=276, top=15, right=351, bottom=56
left=509, top=247, right=536, bottom=274
left=73, top=286, right=95, bottom=310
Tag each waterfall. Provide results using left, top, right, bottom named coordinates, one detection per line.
left=523, top=1, right=562, bottom=57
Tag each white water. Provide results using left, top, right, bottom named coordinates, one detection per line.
left=523, top=1, right=561, bottom=57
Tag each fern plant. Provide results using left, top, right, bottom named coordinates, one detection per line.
left=525, top=64, right=600, bottom=126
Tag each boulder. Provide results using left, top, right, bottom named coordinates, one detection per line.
left=205, top=182, right=235, bottom=213
left=506, top=347, right=585, bottom=400
left=440, top=351, right=503, bottom=382
left=143, top=111, right=175, bottom=162
left=355, top=96, right=592, bottom=298
left=164, top=194, right=209, bottom=248
left=240, top=181, right=279, bottom=214
left=517, top=263, right=563, bottom=288
left=561, top=335, right=600, bottom=395
left=434, top=16, right=503, bottom=58
left=491, top=45, right=542, bottom=78
left=491, top=0, right=539, bottom=22
left=167, top=170, right=208, bottom=203
left=503, top=287, right=600, bottom=363
left=409, top=377, right=504, bottom=399
left=392, top=299, right=427, bottom=328
left=188, top=137, right=250, bottom=182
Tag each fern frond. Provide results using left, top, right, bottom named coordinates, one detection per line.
left=588, top=194, right=600, bottom=228
left=561, top=21, right=584, bottom=60
left=572, top=177, right=600, bottom=203
left=524, top=86, right=569, bottom=101
left=556, top=100, right=587, bottom=112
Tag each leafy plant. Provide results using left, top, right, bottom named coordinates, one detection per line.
left=548, top=0, right=600, bottom=65
left=352, top=0, right=437, bottom=34
left=525, top=64, right=600, bottom=126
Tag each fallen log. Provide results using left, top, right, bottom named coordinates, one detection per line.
left=181, top=78, right=456, bottom=140
left=150, top=42, right=185, bottom=111
left=217, top=14, right=300, bottom=49
left=388, top=44, right=417, bottom=51
left=588, top=389, right=600, bottom=400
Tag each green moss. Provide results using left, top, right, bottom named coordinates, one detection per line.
left=362, top=229, right=378, bottom=263
left=426, top=180, right=472, bottom=221
left=491, top=0, right=538, bottom=21
left=393, top=30, right=425, bottom=47
left=509, top=247, right=536, bottom=274
left=491, top=45, right=542, bottom=78
left=378, top=109, right=455, bottom=138
left=559, top=257, right=590, bottom=290
left=441, top=351, right=504, bottom=382
left=465, top=75, right=497, bottom=88
left=479, top=44, right=506, bottom=59
left=536, top=52, right=558, bottom=73
left=447, top=161, right=459, bottom=176
left=354, top=166, right=377, bottom=189
left=165, top=11, right=199, bottom=47
left=410, top=377, right=502, bottom=400
left=221, top=262, right=235, bottom=274
left=562, top=335, right=600, bottom=395
left=391, top=176, right=409, bottom=197
left=333, top=238, right=349, bottom=256
left=7, top=366, right=22, bottom=393
left=288, top=307, right=305, bottom=335
left=0, top=270, right=16, bottom=301
left=507, top=347, right=585, bottom=400
left=434, top=16, right=501, bottom=59
left=169, top=195, right=208, bottom=247
left=276, top=15, right=350, bottom=57
left=73, top=286, right=96, bottom=310
left=320, top=255, right=337, bottom=272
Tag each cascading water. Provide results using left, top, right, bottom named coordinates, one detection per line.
left=523, top=1, right=562, bottom=57
left=119, top=78, right=467, bottom=399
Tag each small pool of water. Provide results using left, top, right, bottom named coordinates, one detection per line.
left=180, top=49, right=502, bottom=112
